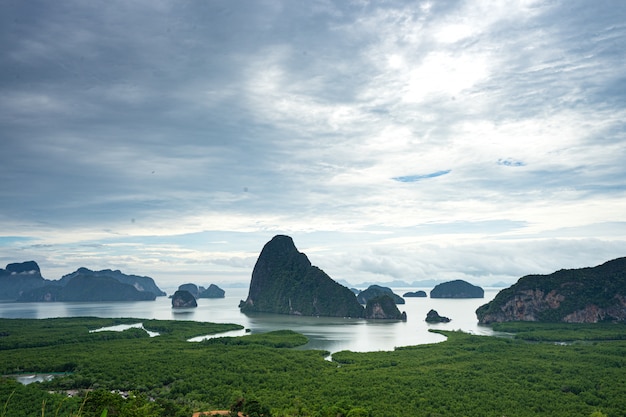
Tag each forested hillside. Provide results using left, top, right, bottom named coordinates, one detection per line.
left=1, top=317, right=625, bottom=416
left=477, top=257, right=626, bottom=323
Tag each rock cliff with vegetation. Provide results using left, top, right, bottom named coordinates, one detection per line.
left=357, top=285, right=405, bottom=304
left=171, top=290, right=197, bottom=308
left=430, top=280, right=484, bottom=298
left=198, top=283, right=225, bottom=298
left=4, top=264, right=165, bottom=302
left=0, top=261, right=47, bottom=300
left=178, top=283, right=199, bottom=297
left=425, top=309, right=451, bottom=323
left=365, top=295, right=407, bottom=320
left=476, top=257, right=626, bottom=324
left=239, top=235, right=365, bottom=318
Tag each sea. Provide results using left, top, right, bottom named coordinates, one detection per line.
left=0, top=287, right=501, bottom=354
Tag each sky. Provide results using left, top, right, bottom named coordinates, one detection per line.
left=1, top=0, right=625, bottom=290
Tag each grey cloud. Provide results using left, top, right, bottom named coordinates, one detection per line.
left=1, top=1, right=625, bottom=287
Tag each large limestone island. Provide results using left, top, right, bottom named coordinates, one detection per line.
left=430, top=279, right=484, bottom=298
left=0, top=261, right=165, bottom=302
left=239, top=235, right=366, bottom=318
left=476, top=257, right=626, bottom=324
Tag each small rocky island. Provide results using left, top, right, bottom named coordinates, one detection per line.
left=357, top=285, right=405, bottom=304
left=171, top=290, right=197, bottom=308
left=430, top=280, right=484, bottom=299
left=425, top=309, right=451, bottom=323
left=177, top=283, right=225, bottom=299
left=239, top=235, right=365, bottom=318
left=365, top=295, right=407, bottom=320
left=476, top=257, right=626, bottom=324
left=198, top=284, right=225, bottom=299
left=403, top=290, right=427, bottom=298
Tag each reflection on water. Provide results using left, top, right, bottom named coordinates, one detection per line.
left=7, top=373, right=70, bottom=385
left=188, top=328, right=249, bottom=342
left=0, top=288, right=500, bottom=354
left=89, top=323, right=160, bottom=337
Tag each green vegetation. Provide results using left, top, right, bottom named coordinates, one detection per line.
left=2, top=318, right=626, bottom=416
left=491, top=322, right=626, bottom=342
left=476, top=257, right=626, bottom=323
left=203, top=330, right=308, bottom=348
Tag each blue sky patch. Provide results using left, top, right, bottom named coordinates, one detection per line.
left=393, top=170, right=451, bottom=183
left=498, top=158, right=525, bottom=167
left=0, top=236, right=34, bottom=246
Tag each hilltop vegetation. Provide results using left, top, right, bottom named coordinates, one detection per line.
left=477, top=257, right=626, bottom=323
left=1, top=317, right=625, bottom=416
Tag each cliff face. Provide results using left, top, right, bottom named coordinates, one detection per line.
left=476, top=257, right=626, bottom=324
left=0, top=261, right=48, bottom=300
left=425, top=309, right=450, bottom=323
left=172, top=290, right=197, bottom=308
left=365, top=295, right=407, bottom=320
left=198, top=284, right=225, bottom=299
left=240, top=235, right=365, bottom=318
left=178, top=283, right=199, bottom=297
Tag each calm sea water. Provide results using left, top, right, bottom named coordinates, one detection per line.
left=0, top=288, right=500, bottom=354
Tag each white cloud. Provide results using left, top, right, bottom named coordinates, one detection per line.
left=1, top=0, right=625, bottom=288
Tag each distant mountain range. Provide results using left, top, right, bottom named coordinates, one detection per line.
left=0, top=261, right=165, bottom=302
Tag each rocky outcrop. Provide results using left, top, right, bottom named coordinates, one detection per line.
left=425, top=309, right=451, bottom=323
left=365, top=295, right=407, bottom=320
left=476, top=257, right=626, bottom=324
left=171, top=290, right=197, bottom=308
left=430, top=280, right=484, bottom=298
left=357, top=285, right=405, bottom=304
left=403, top=290, right=427, bottom=298
left=178, top=283, right=199, bottom=297
left=0, top=261, right=47, bottom=300
left=198, top=284, right=225, bottom=299
left=239, top=235, right=365, bottom=318
left=6, top=261, right=41, bottom=274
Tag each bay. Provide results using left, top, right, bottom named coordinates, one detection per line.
left=0, top=287, right=500, bottom=353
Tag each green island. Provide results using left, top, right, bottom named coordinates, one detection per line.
left=1, top=317, right=626, bottom=416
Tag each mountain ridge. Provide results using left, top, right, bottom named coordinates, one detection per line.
left=476, top=257, right=626, bottom=324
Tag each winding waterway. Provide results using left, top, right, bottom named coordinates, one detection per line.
left=0, top=287, right=500, bottom=353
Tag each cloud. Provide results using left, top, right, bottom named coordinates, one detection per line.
left=1, top=0, right=625, bottom=287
